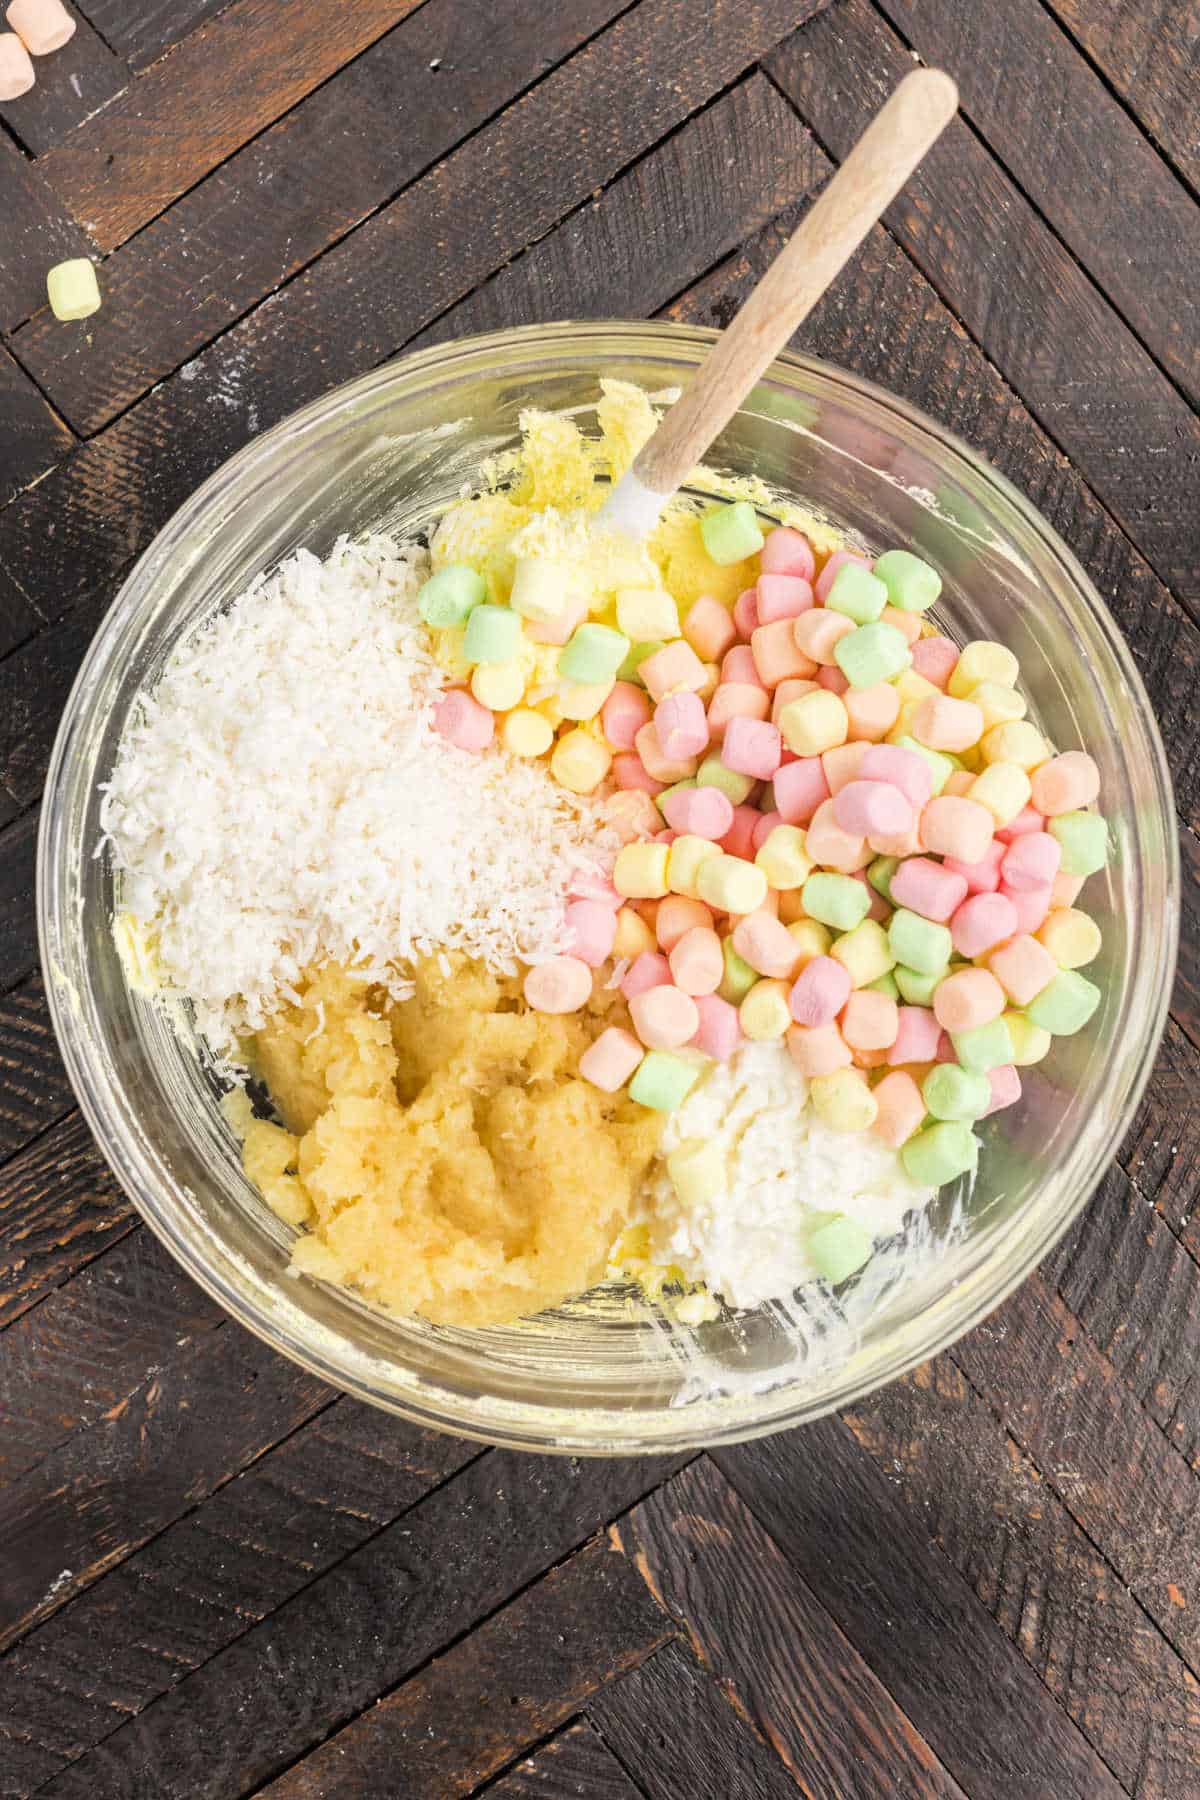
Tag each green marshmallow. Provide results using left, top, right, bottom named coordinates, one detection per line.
left=950, top=1016, right=1014, bottom=1073
left=1025, top=970, right=1101, bottom=1036
left=718, top=937, right=760, bottom=1004
left=629, top=1051, right=703, bottom=1112
left=872, top=549, right=943, bottom=613
left=826, top=564, right=888, bottom=624
left=697, top=752, right=755, bottom=805
left=618, top=639, right=665, bottom=683
left=833, top=620, right=912, bottom=689
left=888, top=909, right=953, bottom=976
left=892, top=735, right=957, bottom=795
left=700, top=500, right=765, bottom=566
left=868, top=854, right=900, bottom=904
left=417, top=562, right=487, bottom=627
left=868, top=971, right=901, bottom=999
left=901, top=1120, right=979, bottom=1187
left=1048, top=811, right=1109, bottom=877
left=922, top=1063, right=991, bottom=1122
left=808, top=1213, right=874, bottom=1284
left=894, top=964, right=944, bottom=1006
left=655, top=777, right=697, bottom=817
left=559, top=622, right=630, bottom=685
left=463, top=602, right=522, bottom=665
left=801, top=871, right=872, bottom=932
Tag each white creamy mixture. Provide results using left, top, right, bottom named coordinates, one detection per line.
left=645, top=1042, right=934, bottom=1309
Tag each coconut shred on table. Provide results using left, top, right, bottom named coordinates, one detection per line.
left=102, top=381, right=1108, bottom=1329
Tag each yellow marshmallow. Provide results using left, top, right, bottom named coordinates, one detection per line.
left=558, top=678, right=614, bottom=721
left=500, top=707, right=554, bottom=758
left=696, top=854, right=769, bottom=916
left=430, top=626, right=472, bottom=681
left=786, top=918, right=833, bottom=965
left=667, top=1139, right=726, bottom=1208
left=968, top=761, right=1032, bottom=827
left=892, top=668, right=940, bottom=707
left=613, top=906, right=657, bottom=959
left=970, top=681, right=1027, bottom=731
left=667, top=834, right=724, bottom=899
left=616, top=586, right=680, bottom=642
left=948, top=641, right=1020, bottom=698
left=1005, top=1011, right=1052, bottom=1065
left=830, top=918, right=895, bottom=988
left=614, top=841, right=672, bottom=899
left=739, top=979, right=792, bottom=1040
left=810, top=1068, right=878, bottom=1132
left=755, top=824, right=813, bottom=890
left=980, top=720, right=1049, bottom=770
left=471, top=659, right=526, bottom=712
left=551, top=728, right=611, bottom=795
left=1036, top=908, right=1102, bottom=969
left=779, top=690, right=849, bottom=758
left=697, top=660, right=721, bottom=704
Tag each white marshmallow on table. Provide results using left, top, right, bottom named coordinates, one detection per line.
left=0, top=29, right=33, bottom=95
left=6, top=0, right=75, bottom=54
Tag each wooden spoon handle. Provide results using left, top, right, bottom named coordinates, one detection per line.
left=631, top=68, right=958, bottom=498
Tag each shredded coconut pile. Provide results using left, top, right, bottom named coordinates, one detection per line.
left=101, top=534, right=613, bottom=1053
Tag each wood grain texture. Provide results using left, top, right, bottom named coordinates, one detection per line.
left=0, top=350, right=74, bottom=507
left=0, top=134, right=91, bottom=333
left=75, top=0, right=238, bottom=69
left=876, top=0, right=1200, bottom=408
left=260, top=1538, right=672, bottom=1799
left=39, top=0, right=423, bottom=251
left=619, top=1459, right=968, bottom=1799
left=0, top=564, right=41, bottom=664
left=1176, top=825, right=1200, bottom=1046
left=0, top=1401, right=479, bottom=1792
left=13, top=0, right=637, bottom=433
left=0, top=976, right=72, bottom=1163
left=844, top=1357, right=1200, bottom=1797
left=0, top=593, right=105, bottom=810
left=769, top=0, right=1200, bottom=617
left=484, top=1719, right=644, bottom=1800
left=0, top=811, right=39, bottom=995
left=1118, top=1015, right=1200, bottom=1227
left=38, top=1450, right=690, bottom=1799
left=715, top=1418, right=1125, bottom=1799
left=1041, top=0, right=1200, bottom=192
left=0, top=14, right=128, bottom=155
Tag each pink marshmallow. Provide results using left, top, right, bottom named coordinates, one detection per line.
left=683, top=596, right=738, bottom=662
left=564, top=900, right=619, bottom=967
left=721, top=644, right=765, bottom=687
left=1000, top=882, right=1053, bottom=934
left=786, top=1022, right=853, bottom=1077
left=910, top=695, right=984, bottom=754
left=942, top=839, right=1005, bottom=895
left=761, top=526, right=816, bottom=581
left=523, top=956, right=592, bottom=1014
left=752, top=809, right=783, bottom=852
left=872, top=1070, right=927, bottom=1147
left=602, top=681, right=653, bottom=750
left=661, top=784, right=734, bottom=840
left=525, top=594, right=587, bottom=646
left=579, top=1026, right=644, bottom=1092
left=919, top=795, right=995, bottom=864
left=613, top=753, right=664, bottom=796
left=996, top=805, right=1046, bottom=843
left=568, top=870, right=621, bottom=909
left=1051, top=870, right=1086, bottom=907
left=708, top=681, right=770, bottom=740
left=774, top=756, right=831, bottom=826
left=733, top=587, right=760, bottom=639
left=752, top=618, right=818, bottom=687
left=844, top=682, right=901, bottom=741
left=932, top=968, right=1006, bottom=1032
left=821, top=740, right=872, bottom=794
left=756, top=573, right=815, bottom=623
left=887, top=1004, right=943, bottom=1067
left=814, top=548, right=870, bottom=604
left=669, top=926, right=724, bottom=996
left=433, top=688, right=494, bottom=752
left=788, top=955, right=852, bottom=1028
left=1001, top=831, right=1061, bottom=892
left=981, top=1063, right=1022, bottom=1118
left=619, top=951, right=672, bottom=1000
left=639, top=639, right=707, bottom=702
left=635, top=720, right=699, bottom=784
left=949, top=891, right=1019, bottom=959
left=910, top=635, right=959, bottom=689
left=732, top=910, right=801, bottom=979
left=794, top=607, right=855, bottom=665
left=816, top=664, right=851, bottom=694
left=691, top=993, right=742, bottom=1061
left=629, top=984, right=700, bottom=1050
left=656, top=895, right=714, bottom=953
left=720, top=803, right=761, bottom=861
left=722, top=715, right=782, bottom=779
left=888, top=856, right=969, bottom=923
left=988, top=933, right=1059, bottom=1007
left=858, top=743, right=933, bottom=812
left=655, top=690, right=710, bottom=762
left=833, top=779, right=913, bottom=840
left=805, top=798, right=870, bottom=873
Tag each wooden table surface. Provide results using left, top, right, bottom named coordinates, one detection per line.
left=1, top=2, right=1198, bottom=1794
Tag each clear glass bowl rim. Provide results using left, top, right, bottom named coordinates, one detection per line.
left=37, top=320, right=1179, bottom=1453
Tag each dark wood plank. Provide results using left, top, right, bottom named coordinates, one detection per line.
left=0, top=1225, right=221, bottom=1484
left=1120, top=1014, right=1200, bottom=1233
left=0, top=563, right=42, bottom=664
left=845, top=1357, right=1200, bottom=1796
left=260, top=1538, right=672, bottom=1799
left=12, top=0, right=636, bottom=434
left=953, top=1275, right=1200, bottom=1672
left=0, top=810, right=41, bottom=1002
left=37, top=1449, right=690, bottom=1799
left=484, top=1720, right=644, bottom=1800
left=0, top=590, right=106, bottom=808
left=0, top=134, right=92, bottom=333
left=715, top=1418, right=1125, bottom=1799
left=76, top=0, right=236, bottom=70
left=0, top=14, right=128, bottom=155
left=1041, top=0, right=1200, bottom=193
left=768, top=0, right=1200, bottom=618
left=1176, top=825, right=1200, bottom=1048
left=0, top=1109, right=132, bottom=1332
left=619, top=1459, right=967, bottom=1799
left=588, top=1637, right=814, bottom=1800
left=0, top=973, right=73, bottom=1162
left=877, top=0, right=1200, bottom=408
left=39, top=0, right=442, bottom=251
left=0, top=348, right=74, bottom=506
left=0, top=1401, right=479, bottom=1791
left=0, top=1320, right=334, bottom=1653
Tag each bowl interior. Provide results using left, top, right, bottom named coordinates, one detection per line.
left=39, top=324, right=1178, bottom=1452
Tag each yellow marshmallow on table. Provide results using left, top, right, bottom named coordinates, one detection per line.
left=613, top=906, right=657, bottom=960
left=46, top=258, right=102, bottom=321
left=499, top=707, right=553, bottom=758
left=470, top=659, right=525, bottom=712
left=739, top=979, right=792, bottom=1040
left=551, top=728, right=611, bottom=794
left=616, top=586, right=680, bottom=642
left=980, top=720, right=1049, bottom=770
left=948, top=641, right=1019, bottom=698
left=667, top=834, right=723, bottom=899
left=968, top=761, right=1032, bottom=827
left=810, top=1067, right=878, bottom=1132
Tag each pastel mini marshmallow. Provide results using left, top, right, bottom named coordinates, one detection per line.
left=858, top=743, right=933, bottom=812
left=786, top=1021, right=853, bottom=1077
left=794, top=607, right=856, bottom=665
left=579, top=1027, right=644, bottom=1092
left=722, top=714, right=782, bottom=779
left=987, top=933, right=1058, bottom=1006
left=788, top=954, right=852, bottom=1028
left=732, top=587, right=760, bottom=639
left=756, top=572, right=815, bottom=623
left=635, top=720, right=699, bottom=784
left=660, top=783, right=734, bottom=840
left=602, top=681, right=652, bottom=750
left=752, top=618, right=818, bottom=687
left=433, top=687, right=494, bottom=752
left=805, top=798, right=870, bottom=874
left=932, top=967, right=1006, bottom=1033
left=683, top=596, right=738, bottom=662
left=639, top=639, right=707, bottom=702
left=872, top=1070, right=927, bottom=1146
left=669, top=926, right=724, bottom=995
left=942, top=839, right=1006, bottom=895
left=910, top=635, right=959, bottom=689
left=6, top=0, right=75, bottom=53
left=844, top=682, right=901, bottom=742
left=1001, top=831, right=1061, bottom=892
left=707, top=681, right=770, bottom=740
left=655, top=690, right=710, bottom=762
left=619, top=950, right=672, bottom=999
left=629, top=984, right=700, bottom=1050
left=888, top=856, right=968, bottom=922
left=773, top=756, right=832, bottom=825
left=887, top=1003, right=943, bottom=1066
left=564, top=900, right=618, bottom=967
left=814, top=549, right=870, bottom=604
left=920, top=795, right=995, bottom=864
left=523, top=956, right=592, bottom=1014
left=690, top=992, right=743, bottom=1060
left=760, top=526, right=816, bottom=580
left=949, top=891, right=1019, bottom=959
left=833, top=779, right=913, bottom=840
left=655, top=894, right=714, bottom=953
left=732, top=910, right=802, bottom=979
left=1030, top=751, right=1100, bottom=817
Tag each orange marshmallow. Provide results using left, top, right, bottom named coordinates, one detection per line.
left=840, top=990, right=899, bottom=1051
left=872, top=1070, right=926, bottom=1147
left=668, top=926, right=724, bottom=995
left=751, top=618, right=818, bottom=687
left=881, top=605, right=922, bottom=646
left=821, top=740, right=873, bottom=794
left=844, top=682, right=901, bottom=742
left=920, top=795, right=995, bottom=864
left=656, top=895, right=714, bottom=953
left=932, top=967, right=1006, bottom=1032
left=805, top=797, right=871, bottom=873
left=795, top=608, right=855, bottom=666
left=786, top=1022, right=853, bottom=1077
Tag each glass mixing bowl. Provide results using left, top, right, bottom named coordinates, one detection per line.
left=38, top=323, right=1178, bottom=1453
